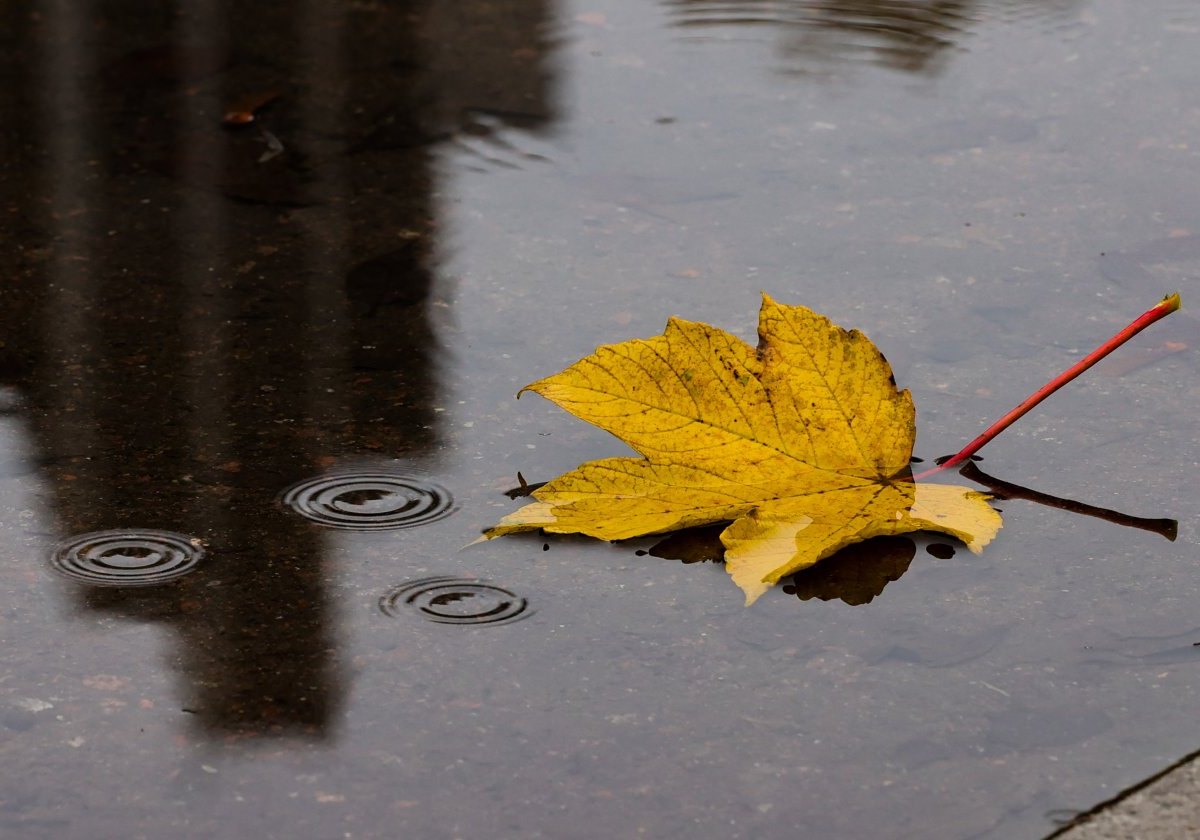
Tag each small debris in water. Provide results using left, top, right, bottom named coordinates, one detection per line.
left=222, top=90, right=283, bottom=127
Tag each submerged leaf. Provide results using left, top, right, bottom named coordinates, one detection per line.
left=484, top=294, right=1001, bottom=604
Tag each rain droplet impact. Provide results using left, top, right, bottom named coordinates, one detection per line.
left=281, top=473, right=455, bottom=530
left=50, top=529, right=205, bottom=587
left=379, top=576, right=532, bottom=626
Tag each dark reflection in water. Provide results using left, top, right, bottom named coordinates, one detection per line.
left=641, top=527, right=917, bottom=603
left=784, top=535, right=916, bottom=604
left=666, top=0, right=1082, bottom=75
left=0, top=0, right=557, bottom=738
left=635, top=466, right=1173, bottom=603
left=959, top=462, right=1178, bottom=541
left=641, top=524, right=728, bottom=564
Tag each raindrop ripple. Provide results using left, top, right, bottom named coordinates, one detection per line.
left=50, top=529, right=205, bottom=587
left=281, top=472, right=455, bottom=530
left=380, top=576, right=532, bottom=626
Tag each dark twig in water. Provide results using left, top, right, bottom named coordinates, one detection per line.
left=958, top=461, right=1177, bottom=541
left=504, top=471, right=547, bottom=499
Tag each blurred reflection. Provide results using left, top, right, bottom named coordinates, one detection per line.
left=666, top=0, right=1083, bottom=75
left=0, top=0, right=557, bottom=738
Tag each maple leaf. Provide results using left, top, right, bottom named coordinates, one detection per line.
left=483, top=294, right=1001, bottom=605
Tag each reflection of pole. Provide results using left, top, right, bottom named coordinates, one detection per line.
left=177, top=0, right=232, bottom=538
left=298, top=0, right=352, bottom=432
left=38, top=0, right=100, bottom=514
left=958, top=461, right=1178, bottom=541
left=15, top=0, right=561, bottom=742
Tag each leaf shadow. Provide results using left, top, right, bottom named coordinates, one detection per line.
left=506, top=461, right=1176, bottom=606
left=636, top=525, right=727, bottom=564
left=638, top=527, right=918, bottom=606
left=783, top=536, right=916, bottom=605
left=631, top=464, right=1177, bottom=605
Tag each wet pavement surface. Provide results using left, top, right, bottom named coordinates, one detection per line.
left=2, top=1, right=1200, bottom=838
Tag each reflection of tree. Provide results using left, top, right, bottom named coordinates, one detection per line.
left=665, top=0, right=1081, bottom=75
left=0, top=0, right=557, bottom=739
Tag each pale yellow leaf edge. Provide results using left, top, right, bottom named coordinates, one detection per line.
left=476, top=483, right=1002, bottom=605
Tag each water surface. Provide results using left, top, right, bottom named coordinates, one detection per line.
left=2, top=1, right=1199, bottom=837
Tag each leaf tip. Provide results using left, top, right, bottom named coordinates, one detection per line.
left=742, top=586, right=769, bottom=607
left=1160, top=291, right=1182, bottom=313
left=517, top=376, right=554, bottom=400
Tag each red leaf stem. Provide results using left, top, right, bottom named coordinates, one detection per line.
left=913, top=292, right=1181, bottom=481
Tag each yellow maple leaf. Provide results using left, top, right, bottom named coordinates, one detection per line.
left=483, top=294, right=1001, bottom=605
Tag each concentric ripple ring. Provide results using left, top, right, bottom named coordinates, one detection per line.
left=380, top=576, right=532, bottom=626
left=281, top=472, right=455, bottom=530
left=50, top=529, right=205, bottom=587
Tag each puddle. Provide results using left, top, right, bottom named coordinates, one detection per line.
left=2, top=0, right=1199, bottom=838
